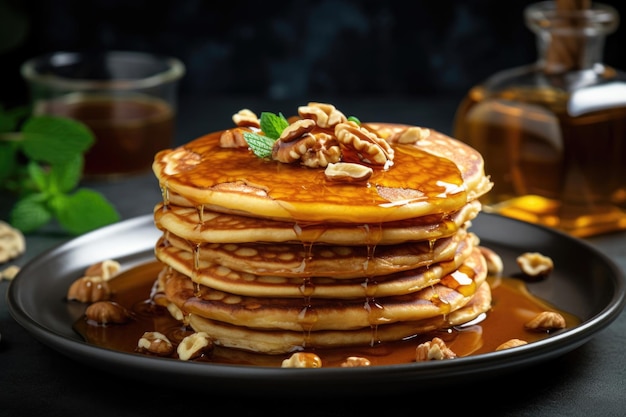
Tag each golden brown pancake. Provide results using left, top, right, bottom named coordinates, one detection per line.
left=159, top=227, right=469, bottom=279
left=178, top=282, right=492, bottom=354
left=160, top=246, right=486, bottom=333
left=154, top=231, right=475, bottom=298
left=153, top=121, right=492, bottom=223
left=153, top=199, right=482, bottom=245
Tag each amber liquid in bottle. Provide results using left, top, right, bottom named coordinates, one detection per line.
left=453, top=2, right=626, bottom=237
left=455, top=82, right=626, bottom=237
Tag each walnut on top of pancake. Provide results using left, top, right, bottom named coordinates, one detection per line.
left=219, top=102, right=429, bottom=183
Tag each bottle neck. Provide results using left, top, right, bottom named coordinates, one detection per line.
left=525, top=1, right=619, bottom=74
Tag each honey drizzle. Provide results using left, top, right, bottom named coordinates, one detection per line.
left=73, top=261, right=581, bottom=367
left=155, top=132, right=469, bottom=223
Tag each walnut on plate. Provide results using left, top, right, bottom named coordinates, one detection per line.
left=415, top=337, right=457, bottom=361
left=137, top=331, right=175, bottom=357
left=85, top=301, right=132, bottom=325
left=177, top=332, right=214, bottom=361
left=516, top=252, right=554, bottom=278
left=281, top=352, right=322, bottom=368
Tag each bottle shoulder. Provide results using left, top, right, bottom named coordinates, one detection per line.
left=477, top=64, right=626, bottom=96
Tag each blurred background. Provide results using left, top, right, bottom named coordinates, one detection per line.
left=1, top=0, right=625, bottom=107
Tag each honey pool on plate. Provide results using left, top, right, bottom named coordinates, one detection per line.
left=72, top=259, right=580, bottom=367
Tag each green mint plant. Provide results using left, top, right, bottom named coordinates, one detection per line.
left=0, top=105, right=119, bottom=235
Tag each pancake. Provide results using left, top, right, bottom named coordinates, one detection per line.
left=160, top=227, right=469, bottom=279
left=181, top=282, right=492, bottom=354
left=153, top=199, right=482, bottom=245
left=154, top=231, right=475, bottom=298
left=160, top=246, right=487, bottom=332
left=150, top=102, right=495, bottom=358
left=153, top=111, right=492, bottom=223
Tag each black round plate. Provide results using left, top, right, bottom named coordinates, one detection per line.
left=7, top=213, right=626, bottom=394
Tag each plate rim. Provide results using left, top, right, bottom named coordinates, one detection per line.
left=7, top=213, right=626, bottom=393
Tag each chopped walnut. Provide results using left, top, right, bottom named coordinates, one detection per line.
left=84, top=259, right=121, bottom=281
left=388, top=126, right=431, bottom=144
left=298, top=102, right=347, bottom=129
left=232, top=108, right=260, bottom=128
left=85, top=301, right=131, bottom=325
left=525, top=311, right=566, bottom=332
left=496, top=339, right=528, bottom=351
left=517, top=252, right=554, bottom=278
left=335, top=121, right=394, bottom=167
left=281, top=352, right=322, bottom=368
left=67, top=276, right=112, bottom=303
left=219, top=128, right=250, bottom=148
left=137, top=331, right=175, bottom=357
left=415, top=337, right=457, bottom=361
left=0, top=221, right=25, bottom=264
left=479, top=246, right=504, bottom=276
left=272, top=132, right=341, bottom=168
left=177, top=332, right=214, bottom=361
left=278, top=119, right=316, bottom=142
left=325, top=162, right=373, bottom=183
left=0, top=264, right=20, bottom=281
left=340, top=356, right=372, bottom=367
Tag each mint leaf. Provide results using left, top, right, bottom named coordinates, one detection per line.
left=243, top=132, right=275, bottom=159
left=259, top=112, right=289, bottom=139
left=48, top=155, right=83, bottom=194
left=21, top=116, right=95, bottom=164
left=50, top=189, right=120, bottom=235
left=10, top=193, right=52, bottom=233
left=26, top=160, right=48, bottom=192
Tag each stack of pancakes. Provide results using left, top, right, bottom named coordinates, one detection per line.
left=151, top=102, right=494, bottom=355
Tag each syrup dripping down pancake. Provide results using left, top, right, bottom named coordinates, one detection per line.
left=154, top=231, right=475, bottom=298
left=159, top=227, right=470, bottom=279
left=153, top=124, right=492, bottom=223
left=156, top=280, right=492, bottom=354
left=159, top=246, right=487, bottom=333
left=154, top=199, right=482, bottom=245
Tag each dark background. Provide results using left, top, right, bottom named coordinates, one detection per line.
left=1, top=0, right=626, bottom=108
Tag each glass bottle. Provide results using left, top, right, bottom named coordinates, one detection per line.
left=453, top=1, right=626, bottom=238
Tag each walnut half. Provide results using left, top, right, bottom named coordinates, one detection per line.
left=137, top=331, right=175, bottom=357
left=177, top=332, right=214, bottom=361
left=325, top=162, right=373, bottom=183
left=415, top=337, right=457, bottom=361
left=67, top=276, right=112, bottom=303
left=85, top=301, right=131, bottom=325
left=517, top=252, right=554, bottom=278
left=525, top=311, right=566, bottom=332
left=281, top=352, right=322, bottom=368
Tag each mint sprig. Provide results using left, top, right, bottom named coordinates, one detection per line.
left=0, top=106, right=120, bottom=235
left=243, top=111, right=289, bottom=159
left=241, top=109, right=361, bottom=160
left=259, top=112, right=289, bottom=139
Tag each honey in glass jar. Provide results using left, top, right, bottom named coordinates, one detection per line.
left=453, top=1, right=626, bottom=237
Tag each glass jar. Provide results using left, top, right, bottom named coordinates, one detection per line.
left=453, top=1, right=626, bottom=237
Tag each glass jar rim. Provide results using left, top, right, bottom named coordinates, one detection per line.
left=21, top=50, right=185, bottom=91
left=525, top=1, right=619, bottom=34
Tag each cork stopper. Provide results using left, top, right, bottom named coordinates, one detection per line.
left=544, top=0, right=592, bottom=73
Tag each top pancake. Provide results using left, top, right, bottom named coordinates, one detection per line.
left=153, top=104, right=492, bottom=223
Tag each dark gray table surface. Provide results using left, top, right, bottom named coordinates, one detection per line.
left=1, top=95, right=625, bottom=416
